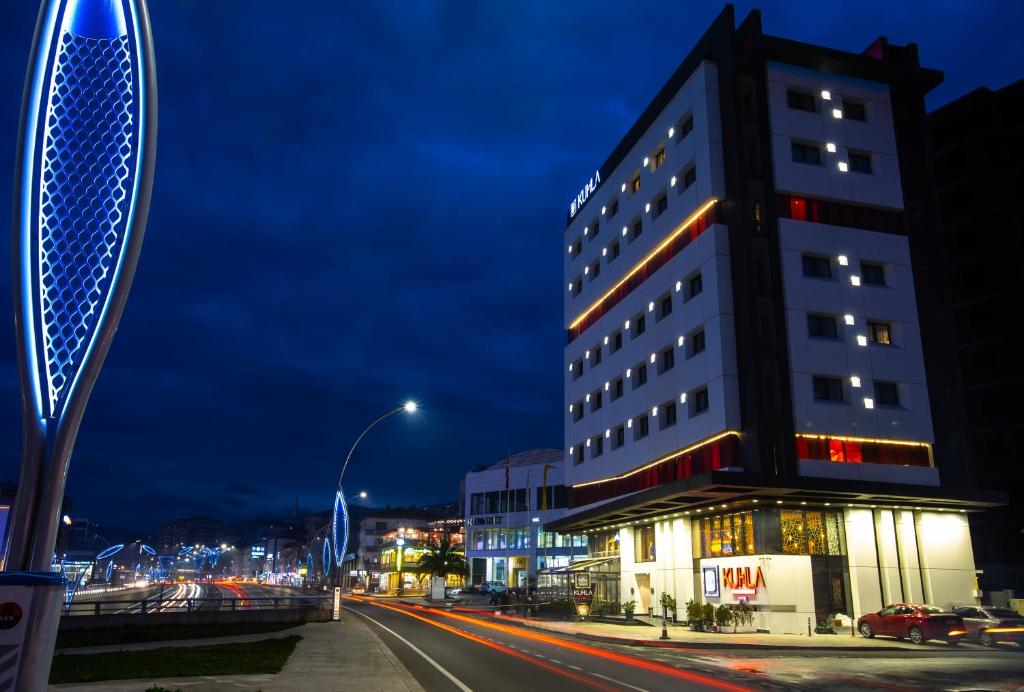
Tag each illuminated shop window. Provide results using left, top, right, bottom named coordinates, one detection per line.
left=634, top=525, right=656, bottom=562
left=698, top=511, right=755, bottom=558
left=780, top=509, right=845, bottom=556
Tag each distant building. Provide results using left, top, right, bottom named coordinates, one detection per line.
left=927, top=79, right=1024, bottom=592
left=158, top=516, right=223, bottom=554
left=378, top=518, right=465, bottom=595
left=342, top=508, right=438, bottom=591
left=463, top=449, right=586, bottom=589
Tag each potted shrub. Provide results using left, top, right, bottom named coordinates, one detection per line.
left=659, top=592, right=678, bottom=623
left=701, top=603, right=715, bottom=631
left=733, top=601, right=755, bottom=631
left=715, top=604, right=733, bottom=632
left=622, top=600, right=636, bottom=622
left=685, top=599, right=704, bottom=631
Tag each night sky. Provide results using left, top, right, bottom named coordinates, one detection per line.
left=0, top=1, right=1021, bottom=532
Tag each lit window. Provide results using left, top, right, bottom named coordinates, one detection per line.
left=867, top=321, right=892, bottom=345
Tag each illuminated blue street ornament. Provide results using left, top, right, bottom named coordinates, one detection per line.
left=140, top=544, right=156, bottom=556
left=6, top=0, right=158, bottom=585
left=177, top=546, right=192, bottom=557
left=322, top=538, right=331, bottom=577
left=104, top=560, right=114, bottom=582
left=95, top=543, right=125, bottom=560
left=332, top=489, right=349, bottom=568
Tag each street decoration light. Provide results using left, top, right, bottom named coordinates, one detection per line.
left=2, top=0, right=157, bottom=687
left=331, top=401, right=418, bottom=572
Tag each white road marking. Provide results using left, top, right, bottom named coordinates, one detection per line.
left=569, top=665, right=582, bottom=671
left=592, top=672, right=651, bottom=692
left=344, top=606, right=473, bottom=692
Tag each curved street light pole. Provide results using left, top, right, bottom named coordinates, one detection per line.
left=331, top=401, right=417, bottom=593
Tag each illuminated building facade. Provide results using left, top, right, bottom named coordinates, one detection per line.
left=550, top=6, right=1003, bottom=633
left=463, top=450, right=587, bottom=588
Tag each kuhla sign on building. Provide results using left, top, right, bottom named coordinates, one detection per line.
left=568, top=169, right=601, bottom=220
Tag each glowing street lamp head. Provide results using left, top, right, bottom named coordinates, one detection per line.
left=403, top=400, right=418, bottom=413
left=359, top=491, right=368, bottom=499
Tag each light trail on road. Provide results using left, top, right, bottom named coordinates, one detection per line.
left=348, top=595, right=749, bottom=691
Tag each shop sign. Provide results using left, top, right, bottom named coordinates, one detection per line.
left=571, top=573, right=594, bottom=617
left=568, top=169, right=601, bottom=220
left=722, top=565, right=766, bottom=597
left=702, top=566, right=720, bottom=597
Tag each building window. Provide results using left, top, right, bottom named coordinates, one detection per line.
left=867, top=321, right=892, bottom=345
left=686, top=272, right=703, bottom=300
left=573, top=445, right=584, bottom=465
left=678, top=114, right=694, bottom=139
left=656, top=293, right=672, bottom=321
left=693, top=387, right=709, bottom=415
left=611, top=377, right=624, bottom=401
left=612, top=425, right=626, bottom=449
left=633, top=363, right=648, bottom=388
left=801, top=255, right=832, bottom=279
left=849, top=152, right=872, bottom=174
left=634, top=525, right=656, bottom=562
left=795, top=434, right=932, bottom=467
left=590, top=346, right=602, bottom=368
left=571, top=358, right=583, bottom=380
left=682, top=165, right=697, bottom=190
left=660, top=401, right=677, bottom=428
left=591, top=435, right=604, bottom=458
left=632, top=314, right=646, bottom=339
left=688, top=329, right=706, bottom=358
left=654, top=147, right=667, bottom=170
left=572, top=399, right=583, bottom=422
left=634, top=414, right=649, bottom=440
left=658, top=347, right=674, bottom=374
left=608, top=240, right=620, bottom=262
left=791, top=142, right=823, bottom=165
left=843, top=99, right=867, bottom=121
left=813, top=376, right=844, bottom=402
left=653, top=193, right=668, bottom=218
left=570, top=277, right=582, bottom=296
left=609, top=198, right=619, bottom=218
left=780, top=509, right=846, bottom=556
left=786, top=89, right=817, bottom=112
left=630, top=218, right=643, bottom=242
left=570, top=238, right=581, bottom=258
left=590, top=389, right=603, bottom=412
left=807, top=314, right=839, bottom=339
left=874, top=381, right=900, bottom=407
left=631, top=175, right=641, bottom=194
left=861, top=262, right=885, bottom=286
left=698, top=511, right=756, bottom=557
left=588, top=259, right=601, bottom=281
left=610, top=330, right=623, bottom=353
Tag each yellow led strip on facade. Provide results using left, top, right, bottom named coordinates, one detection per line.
left=795, top=433, right=932, bottom=449
left=568, top=197, right=719, bottom=330
left=572, top=430, right=740, bottom=488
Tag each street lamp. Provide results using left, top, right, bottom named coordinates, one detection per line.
left=359, top=491, right=368, bottom=499
left=331, top=401, right=419, bottom=581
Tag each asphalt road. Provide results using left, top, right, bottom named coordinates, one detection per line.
left=344, top=596, right=1024, bottom=691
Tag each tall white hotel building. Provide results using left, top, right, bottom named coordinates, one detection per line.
left=549, top=6, right=1003, bottom=633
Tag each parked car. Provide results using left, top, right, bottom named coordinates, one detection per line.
left=479, top=581, right=507, bottom=595
left=952, top=606, right=1024, bottom=648
left=444, top=586, right=463, bottom=598
left=858, top=604, right=966, bottom=645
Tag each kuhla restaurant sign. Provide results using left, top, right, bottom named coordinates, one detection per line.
left=722, top=565, right=766, bottom=598
left=568, top=169, right=601, bottom=220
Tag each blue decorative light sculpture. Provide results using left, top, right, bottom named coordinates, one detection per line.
left=322, top=538, right=331, bottom=578
left=331, top=489, right=349, bottom=569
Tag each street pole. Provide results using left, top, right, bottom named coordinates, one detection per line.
left=2, top=1, right=157, bottom=689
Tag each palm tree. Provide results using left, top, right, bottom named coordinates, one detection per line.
left=414, top=537, right=467, bottom=580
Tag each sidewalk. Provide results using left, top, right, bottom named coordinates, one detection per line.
left=49, top=615, right=424, bottom=691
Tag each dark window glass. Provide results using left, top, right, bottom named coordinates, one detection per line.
left=609, top=199, right=619, bottom=217
left=613, top=426, right=625, bottom=449
left=875, top=381, right=899, bottom=407
left=807, top=314, right=839, bottom=339
left=792, top=142, right=822, bottom=165
left=690, top=330, right=706, bottom=356
left=635, top=364, right=648, bottom=387
left=590, top=346, right=602, bottom=367
left=612, top=330, right=623, bottom=352
left=659, top=347, right=675, bottom=373
left=868, top=321, right=892, bottom=345
left=591, top=435, right=603, bottom=458
left=572, top=400, right=583, bottom=422
left=802, top=255, right=832, bottom=279
left=849, top=152, right=872, bottom=174
left=662, top=402, right=677, bottom=427
left=688, top=273, right=703, bottom=298
left=590, top=390, right=602, bottom=412
left=612, top=377, right=624, bottom=400
left=694, top=388, right=709, bottom=413
left=631, top=219, right=643, bottom=240
left=589, top=259, right=600, bottom=280
left=634, top=314, right=646, bottom=338
left=655, top=148, right=667, bottom=169
left=683, top=166, right=697, bottom=189
left=680, top=115, right=694, bottom=138
left=787, top=89, right=817, bottom=112
left=609, top=241, right=620, bottom=261
left=635, top=414, right=649, bottom=439
left=861, top=262, right=885, bottom=286
left=573, top=445, right=584, bottom=465
left=655, top=194, right=668, bottom=216
left=631, top=176, right=641, bottom=193
left=843, top=100, right=866, bottom=121
left=813, top=376, right=844, bottom=402
left=572, top=358, right=582, bottom=380
left=659, top=295, right=672, bottom=320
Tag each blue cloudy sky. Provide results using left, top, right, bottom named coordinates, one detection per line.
left=0, top=1, right=1021, bottom=530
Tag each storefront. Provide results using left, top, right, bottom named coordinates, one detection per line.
left=609, top=501, right=980, bottom=634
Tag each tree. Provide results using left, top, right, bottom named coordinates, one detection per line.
left=413, top=537, right=467, bottom=580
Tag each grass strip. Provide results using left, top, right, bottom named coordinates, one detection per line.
left=56, top=621, right=299, bottom=648
left=49, top=635, right=301, bottom=684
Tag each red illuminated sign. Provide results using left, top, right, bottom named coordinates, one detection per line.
left=721, top=565, right=765, bottom=597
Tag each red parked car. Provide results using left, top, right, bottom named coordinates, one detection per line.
left=858, top=604, right=966, bottom=645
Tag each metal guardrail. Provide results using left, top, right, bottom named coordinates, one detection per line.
left=63, top=595, right=331, bottom=616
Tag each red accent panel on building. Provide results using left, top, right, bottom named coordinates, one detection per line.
left=569, top=435, right=738, bottom=508
left=795, top=435, right=930, bottom=467
left=777, top=194, right=903, bottom=234
left=567, top=205, right=717, bottom=343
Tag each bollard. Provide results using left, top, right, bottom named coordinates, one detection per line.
left=807, top=617, right=812, bottom=637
